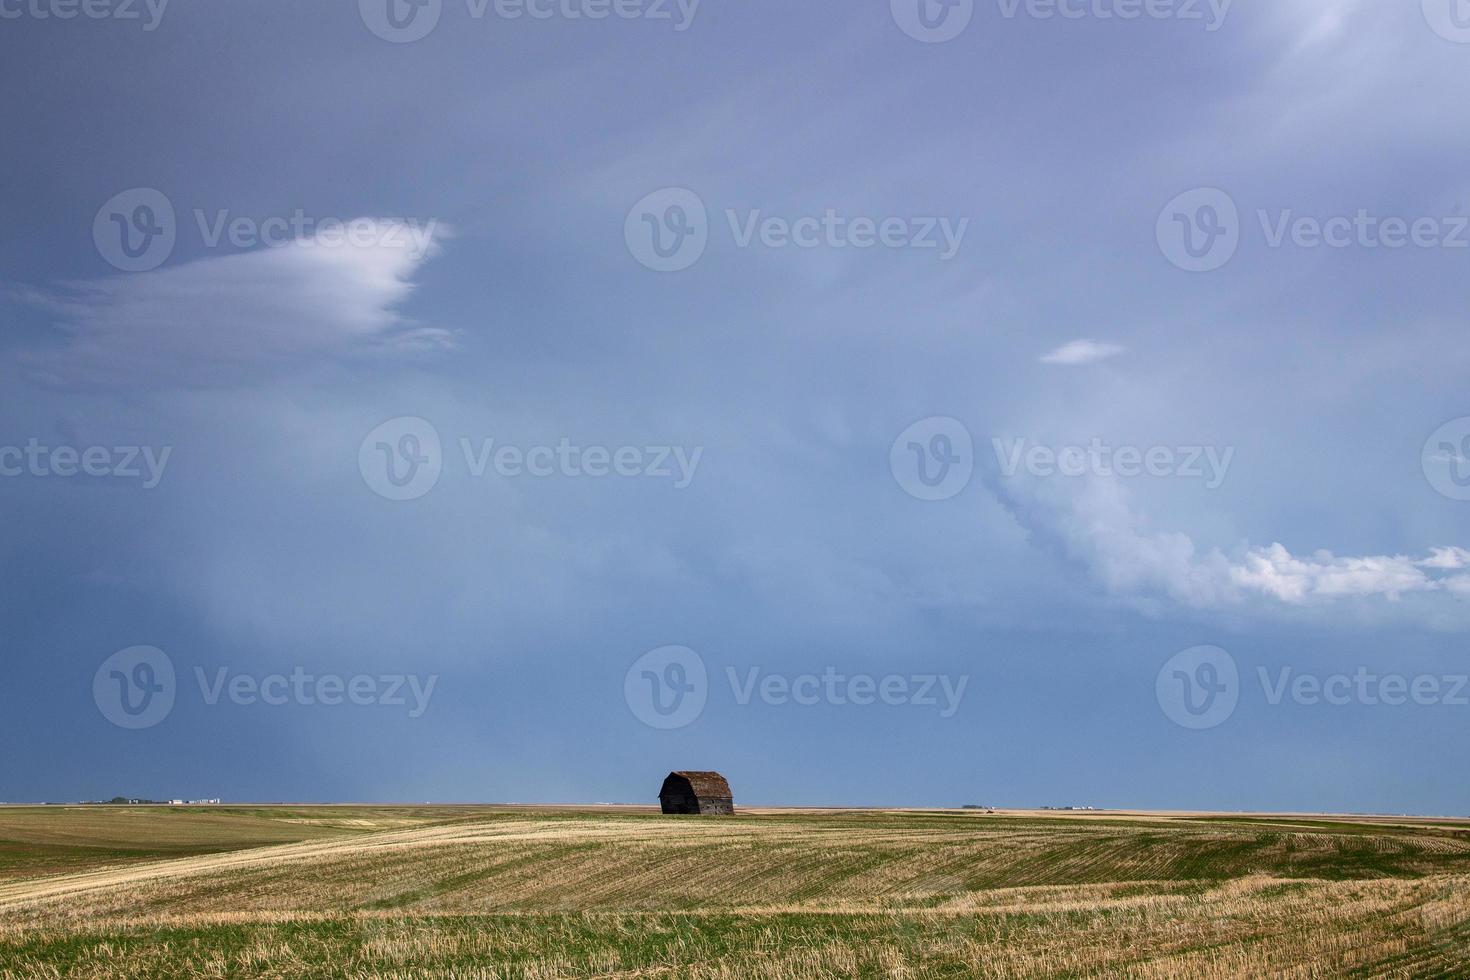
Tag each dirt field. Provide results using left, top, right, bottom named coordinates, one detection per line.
left=1, top=805, right=1468, bottom=977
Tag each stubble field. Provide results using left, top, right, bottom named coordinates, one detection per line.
left=0, top=804, right=1468, bottom=977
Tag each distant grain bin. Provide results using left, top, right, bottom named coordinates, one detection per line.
left=659, top=771, right=734, bottom=815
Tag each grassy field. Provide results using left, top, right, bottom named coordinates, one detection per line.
left=1, top=806, right=1468, bottom=977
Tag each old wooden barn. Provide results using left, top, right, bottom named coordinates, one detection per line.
left=659, top=771, right=734, bottom=815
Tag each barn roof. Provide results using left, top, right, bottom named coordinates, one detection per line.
left=664, top=771, right=732, bottom=798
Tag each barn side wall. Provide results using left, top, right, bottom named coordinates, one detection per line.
left=696, top=797, right=734, bottom=815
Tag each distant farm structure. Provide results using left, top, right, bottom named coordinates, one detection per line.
left=659, top=772, right=734, bottom=815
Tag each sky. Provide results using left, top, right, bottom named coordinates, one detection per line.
left=2, top=0, right=1469, bottom=814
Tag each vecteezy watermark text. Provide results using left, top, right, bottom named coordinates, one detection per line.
left=359, top=0, right=700, bottom=43
left=93, top=646, right=440, bottom=729
left=727, top=667, right=968, bottom=717
left=889, top=421, right=1233, bottom=499
left=190, top=210, right=439, bottom=253
left=1257, top=210, right=1470, bottom=251
left=891, top=0, right=1231, bottom=43
left=196, top=667, right=437, bottom=718
left=624, top=646, right=970, bottom=729
left=0, top=0, right=168, bottom=29
left=726, top=210, right=968, bottom=260
left=0, top=440, right=171, bottom=489
left=1157, top=187, right=1470, bottom=272
left=993, top=437, right=1234, bottom=489
left=995, top=0, right=1231, bottom=29
left=1157, top=645, right=1470, bottom=730
left=460, top=438, right=702, bottom=486
left=1259, top=667, right=1469, bottom=708
left=359, top=417, right=703, bottom=501
left=93, top=188, right=438, bottom=272
left=625, top=188, right=969, bottom=272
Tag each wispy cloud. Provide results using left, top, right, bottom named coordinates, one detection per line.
left=21, top=219, right=450, bottom=388
left=1040, top=340, right=1125, bottom=366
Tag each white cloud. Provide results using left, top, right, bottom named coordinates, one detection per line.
left=1040, top=340, right=1125, bottom=366
left=990, top=475, right=1470, bottom=618
left=22, top=218, right=450, bottom=388
left=1418, top=547, right=1470, bottom=571
left=1228, top=545, right=1456, bottom=604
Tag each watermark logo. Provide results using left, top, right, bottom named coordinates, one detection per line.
left=359, top=0, right=442, bottom=42
left=360, top=417, right=443, bottom=502
left=892, top=0, right=974, bottom=42
left=93, top=188, right=176, bottom=272
left=626, top=189, right=969, bottom=271
left=361, top=420, right=703, bottom=499
left=1424, top=0, right=1470, bottom=43
left=1156, top=645, right=1238, bottom=730
left=1160, top=188, right=1470, bottom=271
left=1157, top=188, right=1239, bottom=273
left=891, top=417, right=974, bottom=501
left=624, top=646, right=969, bottom=728
left=625, top=645, right=708, bottom=729
left=94, top=646, right=176, bottom=730
left=626, top=188, right=709, bottom=272
left=1423, top=418, right=1470, bottom=502
left=94, top=197, right=438, bottom=272
left=1159, top=650, right=1469, bottom=726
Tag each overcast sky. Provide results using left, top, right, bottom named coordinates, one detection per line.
left=2, top=0, right=1469, bottom=813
